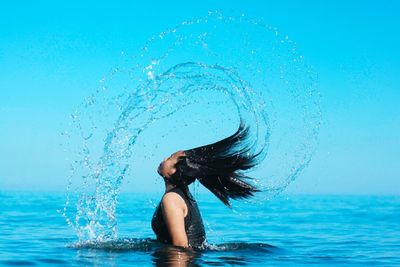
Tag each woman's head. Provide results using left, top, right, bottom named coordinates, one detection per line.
left=157, top=121, right=263, bottom=207
left=157, top=150, right=186, bottom=179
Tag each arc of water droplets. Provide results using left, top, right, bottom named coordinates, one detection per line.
left=62, top=11, right=322, bottom=242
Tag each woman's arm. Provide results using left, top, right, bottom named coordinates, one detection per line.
left=161, top=192, right=189, bottom=248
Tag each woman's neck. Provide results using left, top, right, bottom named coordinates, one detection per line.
left=164, top=181, right=176, bottom=193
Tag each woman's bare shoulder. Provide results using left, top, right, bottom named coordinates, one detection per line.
left=162, top=191, right=186, bottom=208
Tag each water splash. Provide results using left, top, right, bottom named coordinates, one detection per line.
left=62, top=11, right=321, bottom=242
left=69, top=238, right=277, bottom=253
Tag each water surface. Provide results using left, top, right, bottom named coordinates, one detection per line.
left=1, top=192, right=399, bottom=266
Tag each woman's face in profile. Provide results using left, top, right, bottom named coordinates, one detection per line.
left=157, top=150, right=185, bottom=179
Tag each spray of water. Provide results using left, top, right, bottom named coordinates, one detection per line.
left=62, top=11, right=321, bottom=242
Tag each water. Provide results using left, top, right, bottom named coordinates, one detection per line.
left=62, top=12, right=321, bottom=242
left=1, top=192, right=399, bottom=266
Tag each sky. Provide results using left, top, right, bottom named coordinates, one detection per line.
left=0, top=0, right=399, bottom=194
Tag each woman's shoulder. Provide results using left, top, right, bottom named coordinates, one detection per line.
left=161, top=189, right=189, bottom=219
left=162, top=189, right=187, bottom=207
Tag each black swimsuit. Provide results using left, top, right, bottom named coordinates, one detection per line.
left=151, top=187, right=206, bottom=248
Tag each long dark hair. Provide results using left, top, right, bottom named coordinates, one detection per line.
left=169, top=121, right=262, bottom=207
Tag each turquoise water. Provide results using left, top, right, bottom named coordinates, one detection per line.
left=1, top=192, right=399, bottom=266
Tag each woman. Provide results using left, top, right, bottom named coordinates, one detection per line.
left=151, top=122, right=262, bottom=248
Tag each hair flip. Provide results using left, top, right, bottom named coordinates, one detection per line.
left=170, top=121, right=262, bottom=207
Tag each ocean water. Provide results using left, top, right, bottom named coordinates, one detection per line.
left=0, top=192, right=399, bottom=266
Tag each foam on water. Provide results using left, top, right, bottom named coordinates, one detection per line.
left=69, top=238, right=277, bottom=253
left=62, top=11, right=321, bottom=242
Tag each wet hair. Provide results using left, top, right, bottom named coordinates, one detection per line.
left=169, top=121, right=262, bottom=207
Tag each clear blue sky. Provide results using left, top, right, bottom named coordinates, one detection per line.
left=0, top=1, right=399, bottom=194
